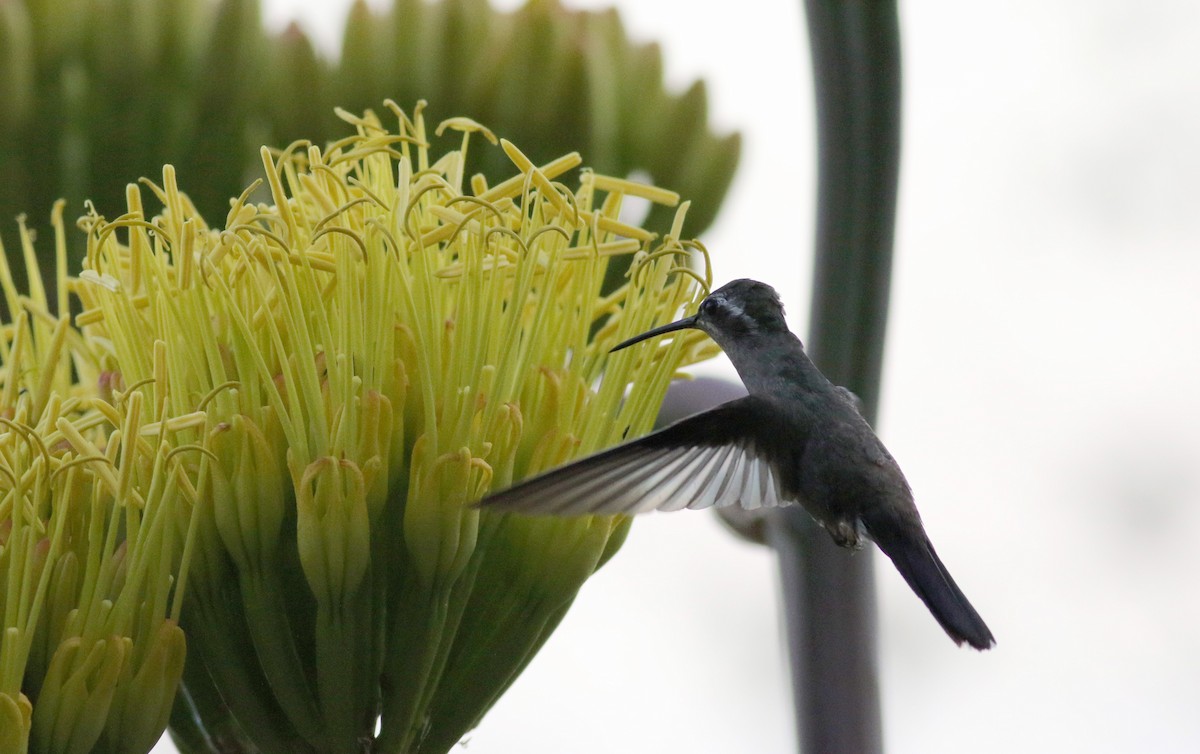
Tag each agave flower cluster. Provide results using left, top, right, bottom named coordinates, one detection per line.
left=0, top=102, right=716, bottom=753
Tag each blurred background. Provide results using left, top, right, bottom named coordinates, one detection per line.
left=126, top=0, right=1198, bottom=751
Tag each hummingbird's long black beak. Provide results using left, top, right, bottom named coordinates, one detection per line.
left=610, top=315, right=700, bottom=353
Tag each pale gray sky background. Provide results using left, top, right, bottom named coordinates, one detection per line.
left=157, top=1, right=1200, bottom=751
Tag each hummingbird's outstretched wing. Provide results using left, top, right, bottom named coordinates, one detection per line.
left=477, top=396, right=798, bottom=516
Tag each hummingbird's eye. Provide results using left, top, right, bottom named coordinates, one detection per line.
left=700, top=298, right=719, bottom=316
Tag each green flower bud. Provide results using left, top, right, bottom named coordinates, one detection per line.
left=0, top=690, right=33, bottom=754
left=209, top=415, right=286, bottom=570
left=99, top=621, right=186, bottom=754
left=292, top=454, right=371, bottom=606
left=32, top=635, right=129, bottom=754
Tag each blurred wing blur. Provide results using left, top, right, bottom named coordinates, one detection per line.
left=477, top=397, right=797, bottom=515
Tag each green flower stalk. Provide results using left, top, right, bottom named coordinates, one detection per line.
left=69, top=102, right=716, bottom=752
left=0, top=206, right=197, bottom=754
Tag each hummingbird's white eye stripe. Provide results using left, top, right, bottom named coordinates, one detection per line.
left=719, top=297, right=743, bottom=320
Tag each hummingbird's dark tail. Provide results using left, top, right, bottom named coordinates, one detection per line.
left=868, top=523, right=995, bottom=650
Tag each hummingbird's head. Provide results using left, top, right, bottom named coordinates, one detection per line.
left=611, top=278, right=789, bottom=353
left=696, top=279, right=788, bottom=338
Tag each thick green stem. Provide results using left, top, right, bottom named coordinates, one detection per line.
left=769, top=2, right=902, bottom=752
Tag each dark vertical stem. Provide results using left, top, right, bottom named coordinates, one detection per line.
left=768, top=2, right=901, bottom=753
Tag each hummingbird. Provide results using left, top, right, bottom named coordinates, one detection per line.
left=479, top=279, right=994, bottom=650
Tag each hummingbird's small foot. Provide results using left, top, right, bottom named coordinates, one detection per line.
left=826, top=520, right=862, bottom=549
